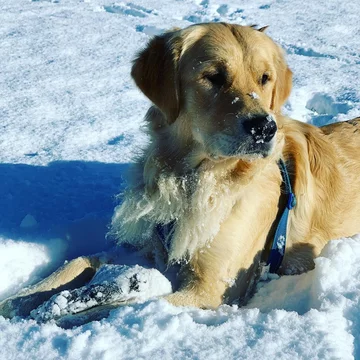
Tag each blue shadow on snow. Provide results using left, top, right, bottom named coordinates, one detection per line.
left=0, top=160, right=131, bottom=260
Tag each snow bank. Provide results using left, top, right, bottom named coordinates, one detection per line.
left=0, top=238, right=359, bottom=360
left=0, top=236, right=67, bottom=301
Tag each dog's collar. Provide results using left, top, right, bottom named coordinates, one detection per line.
left=155, top=159, right=296, bottom=274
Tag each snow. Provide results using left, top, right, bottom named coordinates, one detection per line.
left=0, top=0, right=359, bottom=358
left=31, top=265, right=172, bottom=323
left=249, top=92, right=260, bottom=100
left=0, top=237, right=49, bottom=300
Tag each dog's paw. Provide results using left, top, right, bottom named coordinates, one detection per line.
left=30, top=264, right=172, bottom=322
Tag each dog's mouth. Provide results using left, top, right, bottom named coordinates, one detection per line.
left=206, top=116, right=278, bottom=161
left=209, top=139, right=275, bottom=161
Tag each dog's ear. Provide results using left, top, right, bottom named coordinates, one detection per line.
left=258, top=25, right=269, bottom=32
left=131, top=30, right=182, bottom=124
left=250, top=25, right=269, bottom=32
left=271, top=54, right=292, bottom=113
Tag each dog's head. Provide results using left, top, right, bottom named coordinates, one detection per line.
left=132, top=22, right=292, bottom=161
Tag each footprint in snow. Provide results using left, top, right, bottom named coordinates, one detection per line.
left=136, top=25, right=164, bottom=36
left=282, top=43, right=338, bottom=60
left=107, top=133, right=134, bottom=146
left=199, top=0, right=209, bottom=7
left=31, top=0, right=60, bottom=2
left=103, top=2, right=157, bottom=18
left=306, top=92, right=353, bottom=126
left=216, top=4, right=229, bottom=16
left=183, top=14, right=203, bottom=23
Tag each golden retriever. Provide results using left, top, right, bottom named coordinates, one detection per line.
left=2, top=22, right=360, bottom=317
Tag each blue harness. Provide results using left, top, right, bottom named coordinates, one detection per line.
left=156, top=159, right=296, bottom=274
left=266, top=159, right=296, bottom=273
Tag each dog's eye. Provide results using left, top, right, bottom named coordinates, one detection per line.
left=261, top=73, right=270, bottom=86
left=204, top=72, right=226, bottom=88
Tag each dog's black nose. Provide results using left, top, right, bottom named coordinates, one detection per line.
left=243, top=115, right=277, bottom=143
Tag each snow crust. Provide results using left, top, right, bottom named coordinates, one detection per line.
left=0, top=0, right=359, bottom=359
left=31, top=265, right=172, bottom=322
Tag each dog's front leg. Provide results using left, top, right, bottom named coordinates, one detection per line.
left=164, top=234, right=264, bottom=309
left=0, top=255, right=102, bottom=318
left=165, top=191, right=279, bottom=309
left=165, top=248, right=263, bottom=309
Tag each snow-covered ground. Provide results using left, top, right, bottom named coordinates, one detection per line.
left=0, top=0, right=359, bottom=359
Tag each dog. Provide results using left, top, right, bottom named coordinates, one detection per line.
left=1, top=22, right=360, bottom=318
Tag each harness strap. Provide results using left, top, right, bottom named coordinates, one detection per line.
left=266, top=159, right=296, bottom=273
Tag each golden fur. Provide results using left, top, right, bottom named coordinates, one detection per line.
left=112, top=23, right=360, bottom=308
left=1, top=23, right=360, bottom=317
